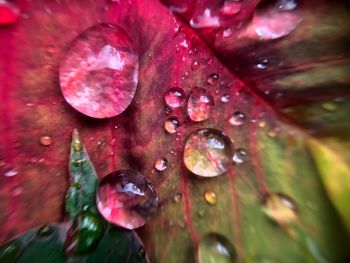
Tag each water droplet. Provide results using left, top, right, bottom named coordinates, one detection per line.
left=37, top=225, right=54, bottom=237
left=190, top=8, right=221, bottom=29
left=191, top=60, right=199, bottom=71
left=221, top=0, right=241, bottom=16
left=4, top=169, right=17, bottom=177
left=232, top=148, right=247, bottom=164
left=198, top=233, right=236, bottom=263
left=154, top=158, right=168, bottom=171
left=204, top=191, right=217, bottom=205
left=184, top=128, right=233, bottom=177
left=229, top=111, right=246, bottom=126
left=221, top=93, right=230, bottom=103
left=263, top=193, right=298, bottom=225
left=187, top=87, right=214, bottom=122
left=173, top=193, right=182, bottom=203
left=66, top=213, right=104, bottom=254
left=207, top=73, right=219, bottom=85
left=164, top=116, right=180, bottom=134
left=253, top=0, right=302, bottom=40
left=276, top=0, right=298, bottom=11
left=258, top=121, right=266, bottom=128
left=60, top=23, right=139, bottom=118
left=72, top=158, right=86, bottom=167
left=164, top=87, right=186, bottom=108
left=321, top=102, right=338, bottom=112
left=257, top=58, right=269, bottom=69
left=137, top=246, right=146, bottom=259
left=0, top=241, right=21, bottom=262
left=0, top=1, right=20, bottom=25
left=97, top=169, right=158, bottom=229
left=39, top=135, right=52, bottom=146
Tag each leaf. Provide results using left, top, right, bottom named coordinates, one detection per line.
left=307, top=138, right=350, bottom=233
left=0, top=0, right=349, bottom=263
left=65, top=129, right=98, bottom=220
left=0, top=224, right=149, bottom=263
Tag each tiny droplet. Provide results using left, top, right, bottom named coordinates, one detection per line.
left=204, top=191, right=217, bottom=205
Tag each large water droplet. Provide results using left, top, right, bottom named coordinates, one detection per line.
left=263, top=192, right=298, bottom=225
left=97, top=169, right=158, bottom=229
left=187, top=87, right=214, bottom=122
left=253, top=0, right=303, bottom=40
left=164, top=116, right=180, bottom=134
left=184, top=128, right=233, bottom=177
left=229, top=111, right=246, bottom=126
left=0, top=1, right=19, bottom=25
left=60, top=23, right=139, bottom=118
left=221, top=93, right=230, bottom=103
left=257, top=58, right=269, bottom=69
left=164, top=87, right=186, bottom=108
left=154, top=158, right=168, bottom=171
left=198, top=233, right=236, bottom=263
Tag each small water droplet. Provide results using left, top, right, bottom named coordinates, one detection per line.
left=187, top=87, right=214, bottom=122
left=39, top=135, right=53, bottom=146
left=321, top=102, right=338, bottom=112
left=198, top=233, right=236, bottom=263
left=164, top=87, right=186, bottom=108
left=232, top=148, right=247, bottom=165
left=204, top=191, right=217, bottom=205
left=207, top=73, right=219, bottom=85
left=154, top=158, right=168, bottom=171
left=264, top=193, right=298, bottom=225
left=0, top=1, right=20, bottom=25
left=60, top=23, right=139, bottom=118
left=4, top=169, right=17, bottom=177
left=37, top=225, right=54, bottom=237
left=97, top=169, right=158, bottom=229
left=276, top=0, right=298, bottom=11
left=257, top=58, right=269, bottom=69
left=164, top=116, right=180, bottom=134
left=190, top=8, right=221, bottom=29
left=191, top=60, right=199, bottom=71
left=229, top=111, right=246, bottom=126
left=184, top=128, right=233, bottom=177
left=137, top=246, right=146, bottom=259
left=258, top=121, right=266, bottom=128
left=173, top=193, right=182, bottom=203
left=72, top=158, right=86, bottom=167
left=0, top=241, right=21, bottom=262
left=221, top=93, right=230, bottom=103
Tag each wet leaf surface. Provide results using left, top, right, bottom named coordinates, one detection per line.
left=0, top=0, right=349, bottom=262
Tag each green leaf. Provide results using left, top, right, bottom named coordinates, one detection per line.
left=65, top=129, right=98, bottom=221
left=0, top=224, right=148, bottom=263
left=307, top=138, right=350, bottom=233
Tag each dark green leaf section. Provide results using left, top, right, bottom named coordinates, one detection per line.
left=65, top=129, right=98, bottom=221
left=0, top=224, right=149, bottom=263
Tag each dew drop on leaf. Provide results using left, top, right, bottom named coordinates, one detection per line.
left=59, top=23, right=139, bottom=118
left=164, top=116, right=180, bottom=134
left=232, top=148, right=247, bottom=165
left=257, top=58, right=269, bottom=69
left=191, top=60, right=199, bottom=71
left=204, top=191, right=217, bottom=205
left=4, top=168, right=17, bottom=177
left=187, top=87, right=214, bottom=122
left=154, top=157, right=168, bottom=171
left=0, top=241, right=21, bottom=263
left=229, top=111, right=246, bottom=126
left=0, top=1, right=19, bottom=25
left=173, top=193, right=182, bottom=203
left=184, top=128, right=233, bottom=177
left=263, top=193, right=298, bottom=225
left=198, top=233, right=236, bottom=263
left=221, top=93, right=230, bottom=103
left=39, top=135, right=52, bottom=146
left=97, top=169, right=158, bottom=229
left=164, top=87, right=186, bottom=108
left=37, top=225, right=54, bottom=237
left=207, top=73, right=219, bottom=85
